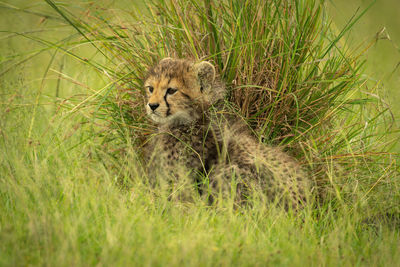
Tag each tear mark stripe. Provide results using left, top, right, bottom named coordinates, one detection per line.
left=164, top=94, right=171, bottom=116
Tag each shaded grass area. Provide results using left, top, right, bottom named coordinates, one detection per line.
left=0, top=0, right=399, bottom=265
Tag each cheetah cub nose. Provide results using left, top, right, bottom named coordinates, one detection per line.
left=148, top=103, right=159, bottom=111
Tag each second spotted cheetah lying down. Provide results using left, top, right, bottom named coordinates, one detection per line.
left=144, top=58, right=310, bottom=209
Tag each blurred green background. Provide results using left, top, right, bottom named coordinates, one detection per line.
left=329, top=0, right=400, bottom=118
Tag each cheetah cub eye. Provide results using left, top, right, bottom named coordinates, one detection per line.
left=147, top=86, right=154, bottom=93
left=166, top=88, right=177, bottom=95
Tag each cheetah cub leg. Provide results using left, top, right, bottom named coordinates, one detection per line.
left=252, top=145, right=310, bottom=210
left=209, top=132, right=310, bottom=209
left=207, top=164, right=260, bottom=206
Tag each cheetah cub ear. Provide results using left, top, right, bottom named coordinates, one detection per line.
left=194, top=61, right=215, bottom=93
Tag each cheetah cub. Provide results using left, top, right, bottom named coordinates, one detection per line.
left=144, top=58, right=310, bottom=208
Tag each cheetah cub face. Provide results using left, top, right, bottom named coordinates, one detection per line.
left=144, top=58, right=220, bottom=125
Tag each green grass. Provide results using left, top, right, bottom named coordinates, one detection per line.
left=0, top=0, right=399, bottom=266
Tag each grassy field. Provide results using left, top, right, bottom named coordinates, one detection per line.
left=1, top=0, right=399, bottom=266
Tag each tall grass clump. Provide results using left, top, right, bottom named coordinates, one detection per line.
left=1, top=0, right=399, bottom=265
left=38, top=0, right=397, bottom=201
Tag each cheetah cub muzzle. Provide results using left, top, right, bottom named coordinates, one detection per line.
left=144, top=58, right=311, bottom=209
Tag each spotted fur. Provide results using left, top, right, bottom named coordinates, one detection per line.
left=144, top=58, right=310, bottom=209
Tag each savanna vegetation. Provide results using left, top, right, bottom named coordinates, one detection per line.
left=0, top=0, right=399, bottom=266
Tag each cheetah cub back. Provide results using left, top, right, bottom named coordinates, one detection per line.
left=212, top=121, right=310, bottom=208
left=143, top=58, right=310, bottom=208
